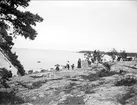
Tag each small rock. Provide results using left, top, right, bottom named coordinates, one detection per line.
left=39, top=93, right=44, bottom=98
left=31, top=96, right=37, bottom=100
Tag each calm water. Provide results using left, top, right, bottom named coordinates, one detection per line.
left=12, top=48, right=84, bottom=71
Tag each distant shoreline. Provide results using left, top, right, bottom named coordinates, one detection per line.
left=78, top=50, right=137, bottom=57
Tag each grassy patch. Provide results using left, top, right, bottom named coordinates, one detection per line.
left=58, top=96, right=85, bottom=105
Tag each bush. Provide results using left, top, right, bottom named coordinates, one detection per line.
left=6, top=51, right=25, bottom=76
left=0, top=68, right=10, bottom=80
left=28, top=70, right=33, bottom=74
left=0, top=89, right=24, bottom=104
left=80, top=69, right=118, bottom=82
left=40, top=69, right=47, bottom=73
left=0, top=68, right=12, bottom=88
left=97, top=69, right=118, bottom=77
left=102, top=62, right=111, bottom=71
left=115, top=75, right=137, bottom=86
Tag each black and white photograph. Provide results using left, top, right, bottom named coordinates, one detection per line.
left=0, top=0, right=137, bottom=105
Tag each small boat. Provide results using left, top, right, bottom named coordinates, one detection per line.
left=37, top=61, right=41, bottom=63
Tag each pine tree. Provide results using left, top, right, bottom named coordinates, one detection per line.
left=0, top=0, right=43, bottom=76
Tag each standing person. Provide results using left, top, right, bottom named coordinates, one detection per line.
left=55, top=64, right=60, bottom=71
left=71, top=64, right=75, bottom=70
left=66, top=61, right=70, bottom=70
left=77, top=58, right=81, bottom=68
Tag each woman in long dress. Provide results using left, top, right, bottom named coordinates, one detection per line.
left=77, top=58, right=81, bottom=68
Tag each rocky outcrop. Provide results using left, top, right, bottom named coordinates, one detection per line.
left=2, top=61, right=137, bottom=105
left=0, top=48, right=17, bottom=75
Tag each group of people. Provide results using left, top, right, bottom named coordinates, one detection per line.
left=55, top=58, right=82, bottom=71
left=65, top=61, right=74, bottom=70
left=65, top=58, right=82, bottom=70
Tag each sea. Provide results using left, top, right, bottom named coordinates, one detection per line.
left=12, top=48, right=84, bottom=72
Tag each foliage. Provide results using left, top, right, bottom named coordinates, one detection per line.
left=107, top=48, right=118, bottom=61
left=115, top=75, right=137, bottom=86
left=0, top=68, right=13, bottom=88
left=102, top=62, right=111, bottom=71
left=0, top=89, right=24, bottom=104
left=0, top=0, right=43, bottom=76
left=80, top=69, right=118, bottom=81
left=97, top=69, right=118, bottom=77
left=28, top=70, right=33, bottom=74
left=0, top=0, right=43, bottom=40
left=93, top=50, right=103, bottom=63
left=7, top=51, right=25, bottom=76
left=119, top=50, right=127, bottom=59
left=0, top=68, right=11, bottom=80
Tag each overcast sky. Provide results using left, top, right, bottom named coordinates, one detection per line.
left=13, top=1, right=137, bottom=52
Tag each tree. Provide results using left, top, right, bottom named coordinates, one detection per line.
left=107, top=48, right=118, bottom=62
left=120, top=50, right=127, bottom=59
left=93, top=50, right=103, bottom=63
left=0, top=0, right=43, bottom=40
left=0, top=0, right=43, bottom=76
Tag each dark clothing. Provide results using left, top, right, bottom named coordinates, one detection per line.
left=67, top=64, right=70, bottom=70
left=71, top=64, right=74, bottom=70
left=55, top=66, right=60, bottom=71
left=77, top=59, right=81, bottom=68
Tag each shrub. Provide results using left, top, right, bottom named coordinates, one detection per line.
left=115, top=75, right=137, bottom=86
left=97, top=69, right=118, bottom=77
left=0, top=68, right=10, bottom=80
left=0, top=89, right=24, bottom=104
left=102, top=62, right=111, bottom=71
left=0, top=68, right=12, bottom=88
left=28, top=70, right=33, bottom=74
left=80, top=69, right=118, bottom=81
left=40, top=69, right=47, bottom=73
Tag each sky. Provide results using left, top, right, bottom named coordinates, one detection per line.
left=13, top=0, right=137, bottom=52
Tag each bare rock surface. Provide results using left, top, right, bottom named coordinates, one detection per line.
left=2, top=61, right=137, bottom=105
